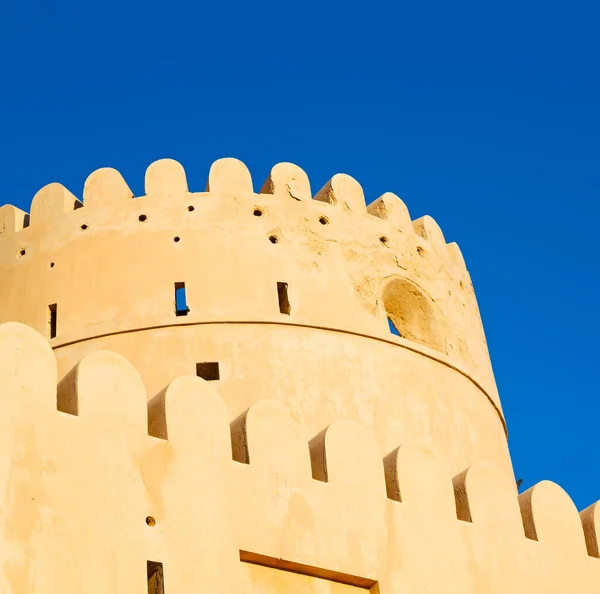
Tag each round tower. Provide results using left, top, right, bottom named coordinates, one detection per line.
left=0, top=158, right=511, bottom=478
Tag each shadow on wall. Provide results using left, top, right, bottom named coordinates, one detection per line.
left=382, top=277, right=443, bottom=353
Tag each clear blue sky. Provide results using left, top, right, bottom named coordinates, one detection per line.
left=1, top=1, right=598, bottom=509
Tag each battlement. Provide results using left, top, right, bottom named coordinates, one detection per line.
left=0, top=157, right=513, bottom=489
left=0, top=158, right=471, bottom=333
left=0, top=321, right=597, bottom=593
left=0, top=157, right=497, bottom=407
left=0, top=157, right=465, bottom=269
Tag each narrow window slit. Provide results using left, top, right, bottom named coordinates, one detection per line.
left=174, top=283, right=189, bottom=316
left=48, top=304, right=57, bottom=339
left=277, top=282, right=291, bottom=315
left=196, top=362, right=220, bottom=381
left=147, top=561, right=164, bottom=594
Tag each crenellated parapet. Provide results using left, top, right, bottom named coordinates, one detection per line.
left=0, top=322, right=597, bottom=593
left=0, top=158, right=494, bottom=397
left=0, top=157, right=516, bottom=490
left=0, top=157, right=468, bottom=273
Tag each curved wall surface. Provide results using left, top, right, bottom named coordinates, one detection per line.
left=0, top=158, right=510, bottom=478
left=0, top=323, right=598, bottom=593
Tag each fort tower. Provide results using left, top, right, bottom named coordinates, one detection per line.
left=0, top=158, right=597, bottom=592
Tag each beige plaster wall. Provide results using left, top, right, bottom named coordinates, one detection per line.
left=3, top=158, right=594, bottom=593
left=0, top=323, right=598, bottom=593
left=54, top=324, right=509, bottom=478
left=0, top=158, right=508, bottom=479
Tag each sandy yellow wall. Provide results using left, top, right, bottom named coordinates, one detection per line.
left=54, top=324, right=509, bottom=479
left=0, top=158, right=508, bottom=478
left=0, top=323, right=599, bottom=593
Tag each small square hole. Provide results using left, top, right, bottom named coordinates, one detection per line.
left=196, top=362, right=220, bottom=381
left=277, top=282, right=291, bottom=315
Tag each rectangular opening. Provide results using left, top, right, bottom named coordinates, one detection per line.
left=196, top=362, right=220, bottom=381
left=48, top=303, right=57, bottom=339
left=277, top=282, right=291, bottom=315
left=174, top=282, right=189, bottom=316
left=147, top=561, right=164, bottom=594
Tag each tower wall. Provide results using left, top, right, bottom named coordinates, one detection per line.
left=0, top=158, right=508, bottom=478
left=0, top=323, right=598, bottom=593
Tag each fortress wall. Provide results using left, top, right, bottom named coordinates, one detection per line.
left=0, top=158, right=509, bottom=478
left=0, top=158, right=498, bottom=411
left=1, top=323, right=598, bottom=593
left=54, top=323, right=511, bottom=478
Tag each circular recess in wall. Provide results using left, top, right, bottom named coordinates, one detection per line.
left=188, top=205, right=195, bottom=212
left=318, top=216, right=329, bottom=225
left=145, top=516, right=156, bottom=527
left=19, top=249, right=26, bottom=257
left=139, top=214, right=147, bottom=222
left=80, top=224, right=88, bottom=231
left=268, top=235, right=279, bottom=244
left=173, top=236, right=181, bottom=243
left=379, top=235, right=389, bottom=245
left=50, top=262, right=55, bottom=269
left=253, top=208, right=263, bottom=217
